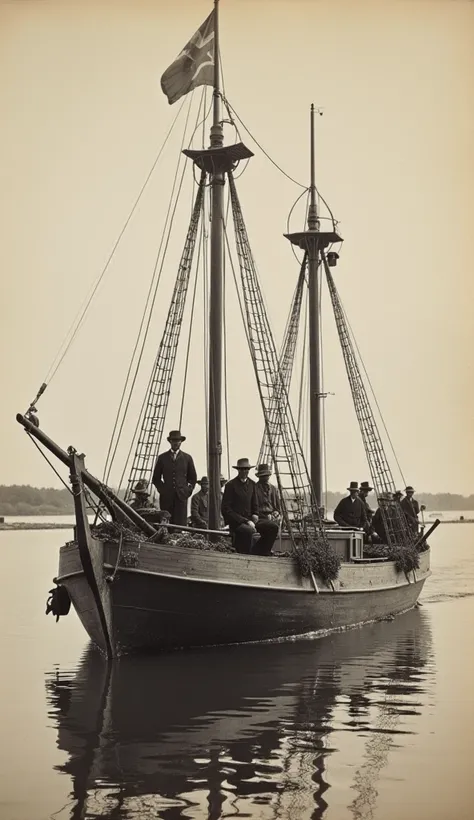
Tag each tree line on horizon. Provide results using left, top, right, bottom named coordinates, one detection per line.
left=0, top=484, right=473, bottom=517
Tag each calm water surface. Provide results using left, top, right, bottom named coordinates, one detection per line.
left=0, top=522, right=473, bottom=820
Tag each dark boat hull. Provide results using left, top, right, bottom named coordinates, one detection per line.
left=57, top=538, right=430, bottom=655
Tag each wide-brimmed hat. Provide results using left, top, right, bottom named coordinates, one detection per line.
left=394, top=490, right=403, bottom=498
left=197, top=476, right=209, bottom=485
left=256, top=463, right=272, bottom=477
left=360, top=481, right=373, bottom=491
left=347, top=481, right=359, bottom=491
left=132, top=479, right=149, bottom=494
left=405, top=485, right=415, bottom=493
left=233, top=458, right=254, bottom=470
left=167, top=429, right=186, bottom=442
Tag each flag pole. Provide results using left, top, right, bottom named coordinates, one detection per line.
left=207, top=0, right=224, bottom=532
left=211, top=0, right=222, bottom=147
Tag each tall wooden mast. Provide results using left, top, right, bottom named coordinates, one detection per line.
left=284, top=106, right=342, bottom=510
left=183, top=0, right=253, bottom=530
left=207, top=0, right=224, bottom=531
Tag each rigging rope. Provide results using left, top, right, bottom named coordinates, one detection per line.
left=297, top=287, right=308, bottom=437
left=223, top=98, right=307, bottom=189
left=323, top=253, right=413, bottom=551
left=223, top=97, right=339, bottom=233
left=40, top=97, right=188, bottom=392
left=27, top=434, right=72, bottom=494
left=286, top=187, right=310, bottom=265
left=258, top=254, right=307, bottom=468
left=105, top=91, right=210, bottom=490
left=338, top=296, right=407, bottom=488
left=103, top=94, right=196, bottom=486
left=116, top=87, right=212, bottom=493
left=123, top=170, right=206, bottom=496
left=178, top=224, right=202, bottom=430
left=222, top=219, right=231, bottom=481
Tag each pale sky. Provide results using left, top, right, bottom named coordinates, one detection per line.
left=1, top=0, right=473, bottom=494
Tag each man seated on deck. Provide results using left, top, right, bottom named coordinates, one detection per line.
left=333, top=482, right=368, bottom=529
left=221, top=458, right=279, bottom=556
left=129, top=480, right=171, bottom=542
left=191, top=476, right=209, bottom=529
left=254, top=463, right=281, bottom=522
left=130, top=479, right=155, bottom=511
left=359, top=481, right=374, bottom=526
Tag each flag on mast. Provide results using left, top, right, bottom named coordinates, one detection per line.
left=160, top=11, right=215, bottom=105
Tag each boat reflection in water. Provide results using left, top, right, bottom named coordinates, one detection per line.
left=46, top=610, right=433, bottom=819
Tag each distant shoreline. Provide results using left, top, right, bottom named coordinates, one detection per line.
left=0, top=522, right=74, bottom=531
left=1, top=519, right=473, bottom=533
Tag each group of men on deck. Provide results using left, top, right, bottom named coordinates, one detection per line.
left=130, top=430, right=281, bottom=556
left=129, top=430, right=425, bottom=553
left=333, top=480, right=424, bottom=540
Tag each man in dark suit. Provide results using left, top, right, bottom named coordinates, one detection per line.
left=333, top=481, right=368, bottom=529
left=358, top=480, right=374, bottom=527
left=401, top=485, right=420, bottom=534
left=221, top=458, right=279, bottom=556
left=152, top=430, right=197, bottom=526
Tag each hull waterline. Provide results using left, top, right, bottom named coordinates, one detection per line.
left=57, top=537, right=431, bottom=655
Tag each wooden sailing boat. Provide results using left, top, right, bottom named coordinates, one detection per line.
left=17, top=1, right=435, bottom=657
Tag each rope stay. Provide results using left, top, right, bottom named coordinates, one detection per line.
left=34, top=97, right=189, bottom=403
left=340, top=299, right=407, bottom=489
left=228, top=172, right=339, bottom=579
left=103, top=95, right=198, bottom=487
left=124, top=172, right=206, bottom=499
left=257, top=253, right=307, bottom=467
left=322, top=252, right=414, bottom=550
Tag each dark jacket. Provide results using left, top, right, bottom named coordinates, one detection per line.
left=333, top=495, right=368, bottom=529
left=221, top=477, right=258, bottom=530
left=372, top=508, right=387, bottom=541
left=255, top=481, right=281, bottom=519
left=401, top=496, right=419, bottom=525
left=152, top=450, right=197, bottom=505
left=359, top=495, right=374, bottom=524
left=191, top=489, right=208, bottom=528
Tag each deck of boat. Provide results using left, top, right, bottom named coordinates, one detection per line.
left=57, top=536, right=430, bottom=654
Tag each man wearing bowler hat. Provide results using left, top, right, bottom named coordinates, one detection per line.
left=333, top=481, right=368, bottom=529
left=221, top=458, right=279, bottom=556
left=152, top=430, right=197, bottom=526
